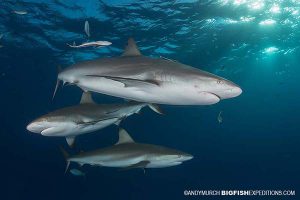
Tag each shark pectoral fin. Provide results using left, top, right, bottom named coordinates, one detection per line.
left=120, top=160, right=150, bottom=171
left=66, top=136, right=76, bottom=147
left=148, top=104, right=164, bottom=115
left=108, top=77, right=159, bottom=88
left=85, top=75, right=159, bottom=88
left=105, top=108, right=120, bottom=115
left=78, top=117, right=119, bottom=126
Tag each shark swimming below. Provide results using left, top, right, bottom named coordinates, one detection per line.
left=26, top=92, right=162, bottom=146
left=61, top=128, right=193, bottom=172
left=56, top=38, right=242, bottom=105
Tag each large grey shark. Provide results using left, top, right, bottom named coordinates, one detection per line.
left=27, top=92, right=161, bottom=146
left=56, top=38, right=242, bottom=105
left=61, top=128, right=193, bottom=172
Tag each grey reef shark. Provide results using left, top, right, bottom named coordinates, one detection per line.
left=27, top=92, right=162, bottom=146
left=61, top=128, right=193, bottom=173
left=55, top=38, right=242, bottom=105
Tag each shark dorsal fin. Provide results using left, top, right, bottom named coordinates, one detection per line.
left=122, top=38, right=141, bottom=57
left=80, top=92, right=95, bottom=104
left=116, top=128, right=135, bottom=145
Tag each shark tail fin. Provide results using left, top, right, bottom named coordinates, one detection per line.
left=148, top=104, right=164, bottom=115
left=59, top=146, right=70, bottom=174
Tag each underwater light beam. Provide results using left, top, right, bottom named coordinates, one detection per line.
left=263, top=46, right=279, bottom=54
left=259, top=19, right=276, bottom=26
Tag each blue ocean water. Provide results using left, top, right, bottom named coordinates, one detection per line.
left=0, top=0, right=299, bottom=199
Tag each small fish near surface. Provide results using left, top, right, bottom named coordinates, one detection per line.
left=12, top=10, right=28, bottom=15
left=84, top=20, right=90, bottom=38
left=61, top=128, right=193, bottom=173
left=67, top=41, right=112, bottom=48
left=26, top=92, right=162, bottom=147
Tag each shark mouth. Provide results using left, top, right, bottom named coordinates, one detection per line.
left=41, top=126, right=66, bottom=136
left=198, top=91, right=221, bottom=104
left=207, top=92, right=222, bottom=100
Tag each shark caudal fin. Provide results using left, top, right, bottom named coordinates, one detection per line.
left=59, top=146, right=70, bottom=174
left=52, top=65, right=62, bottom=100
left=148, top=104, right=164, bottom=115
left=121, top=38, right=142, bottom=57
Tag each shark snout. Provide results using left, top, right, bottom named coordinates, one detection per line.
left=223, top=82, right=242, bottom=99
left=58, top=71, right=71, bottom=83
left=227, top=85, right=242, bottom=97
left=26, top=120, right=47, bottom=134
left=180, top=154, right=193, bottom=161
left=58, top=66, right=83, bottom=85
left=27, top=119, right=69, bottom=136
left=212, top=79, right=242, bottom=100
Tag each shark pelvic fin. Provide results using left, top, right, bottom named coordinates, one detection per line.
left=120, top=160, right=150, bottom=171
left=116, top=128, right=135, bottom=145
left=148, top=104, right=164, bottom=115
left=80, top=92, right=95, bottom=104
left=122, top=38, right=141, bottom=57
left=66, top=136, right=76, bottom=147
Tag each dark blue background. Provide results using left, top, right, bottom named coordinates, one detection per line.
left=0, top=0, right=299, bottom=199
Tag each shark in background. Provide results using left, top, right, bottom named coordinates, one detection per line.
left=27, top=92, right=162, bottom=146
left=55, top=38, right=242, bottom=105
left=61, top=128, right=193, bottom=172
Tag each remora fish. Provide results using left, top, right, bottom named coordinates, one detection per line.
left=217, top=111, right=223, bottom=123
left=26, top=92, right=162, bottom=146
left=67, top=41, right=111, bottom=48
left=84, top=20, right=90, bottom=38
left=57, top=38, right=242, bottom=105
left=61, top=128, right=193, bottom=172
